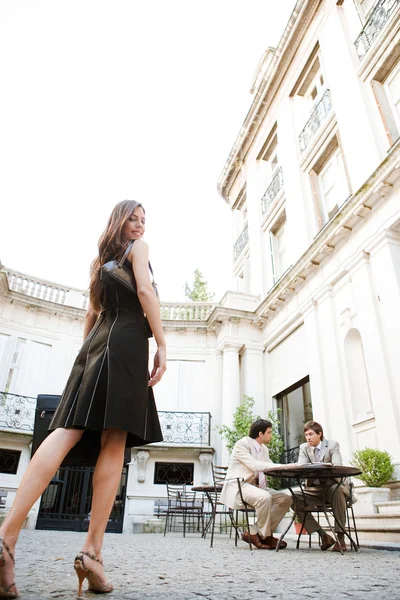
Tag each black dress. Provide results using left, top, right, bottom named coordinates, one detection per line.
left=49, top=264, right=163, bottom=464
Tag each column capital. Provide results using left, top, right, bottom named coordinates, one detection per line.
left=216, top=338, right=243, bottom=353
left=241, top=342, right=265, bottom=354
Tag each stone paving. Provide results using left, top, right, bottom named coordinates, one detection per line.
left=12, top=530, right=400, bottom=600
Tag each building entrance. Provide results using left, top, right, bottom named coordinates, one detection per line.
left=36, top=465, right=127, bottom=533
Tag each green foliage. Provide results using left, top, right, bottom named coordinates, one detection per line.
left=217, top=395, right=285, bottom=490
left=351, top=448, right=394, bottom=488
left=184, top=269, right=215, bottom=302
left=217, top=395, right=257, bottom=453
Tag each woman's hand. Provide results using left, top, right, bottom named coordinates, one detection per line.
left=148, top=346, right=166, bottom=387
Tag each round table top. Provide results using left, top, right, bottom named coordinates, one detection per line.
left=192, top=485, right=222, bottom=492
left=264, top=464, right=362, bottom=479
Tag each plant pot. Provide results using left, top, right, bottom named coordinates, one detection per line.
left=294, top=522, right=308, bottom=535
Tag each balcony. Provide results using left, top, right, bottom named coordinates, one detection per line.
left=355, top=0, right=400, bottom=60
left=233, top=223, right=249, bottom=261
left=157, top=411, right=211, bottom=446
left=299, top=89, right=332, bottom=153
left=261, top=167, right=284, bottom=215
left=0, top=392, right=212, bottom=446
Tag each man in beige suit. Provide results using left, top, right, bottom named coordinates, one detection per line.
left=220, top=419, right=293, bottom=550
left=293, top=420, right=350, bottom=552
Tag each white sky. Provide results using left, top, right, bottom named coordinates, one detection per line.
left=0, top=0, right=296, bottom=301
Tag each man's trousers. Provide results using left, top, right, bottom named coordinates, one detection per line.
left=240, top=484, right=292, bottom=538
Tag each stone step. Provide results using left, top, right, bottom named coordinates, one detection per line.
left=375, top=501, right=400, bottom=515
left=354, top=514, right=400, bottom=529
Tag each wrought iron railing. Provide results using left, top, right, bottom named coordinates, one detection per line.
left=299, top=89, right=332, bottom=153
left=279, top=445, right=300, bottom=490
left=158, top=411, right=211, bottom=445
left=0, top=392, right=36, bottom=432
left=354, top=0, right=400, bottom=60
left=261, top=167, right=284, bottom=215
left=0, top=392, right=212, bottom=445
left=233, top=223, right=249, bottom=261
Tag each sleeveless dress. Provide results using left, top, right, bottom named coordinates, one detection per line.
left=49, top=261, right=163, bottom=464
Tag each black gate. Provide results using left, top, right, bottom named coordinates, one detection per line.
left=36, top=466, right=127, bottom=533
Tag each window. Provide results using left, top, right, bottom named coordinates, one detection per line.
left=385, top=59, right=400, bottom=130
left=0, top=449, right=21, bottom=474
left=290, top=46, right=334, bottom=153
left=258, top=126, right=285, bottom=215
left=276, top=377, right=313, bottom=454
left=0, top=337, right=51, bottom=398
left=4, top=338, right=26, bottom=394
left=270, top=213, right=289, bottom=283
left=154, top=462, right=194, bottom=485
left=309, top=138, right=350, bottom=228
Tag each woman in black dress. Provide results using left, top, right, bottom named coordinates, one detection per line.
left=0, top=200, right=166, bottom=598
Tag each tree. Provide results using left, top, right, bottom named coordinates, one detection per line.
left=217, top=395, right=285, bottom=489
left=184, top=269, right=215, bottom=302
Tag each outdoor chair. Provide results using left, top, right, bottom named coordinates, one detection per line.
left=295, top=480, right=359, bottom=551
left=205, top=465, right=238, bottom=548
left=163, top=483, right=204, bottom=537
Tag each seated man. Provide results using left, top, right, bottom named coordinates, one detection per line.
left=220, top=418, right=293, bottom=550
left=293, top=420, right=350, bottom=552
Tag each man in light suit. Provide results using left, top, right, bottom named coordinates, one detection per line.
left=220, top=418, right=293, bottom=550
left=293, top=420, right=350, bottom=552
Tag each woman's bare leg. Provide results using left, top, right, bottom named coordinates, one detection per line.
left=0, top=428, right=83, bottom=593
left=78, top=428, right=127, bottom=581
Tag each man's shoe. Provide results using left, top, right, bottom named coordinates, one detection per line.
left=320, top=533, right=335, bottom=551
left=332, top=541, right=347, bottom=552
left=241, top=531, right=272, bottom=549
left=260, top=535, right=287, bottom=549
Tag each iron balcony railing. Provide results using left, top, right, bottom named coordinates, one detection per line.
left=0, top=392, right=36, bottom=432
left=354, top=0, right=400, bottom=60
left=233, top=223, right=249, bottom=261
left=261, top=167, right=284, bottom=215
left=158, top=411, right=211, bottom=446
left=0, top=392, right=212, bottom=445
left=299, top=89, right=332, bottom=153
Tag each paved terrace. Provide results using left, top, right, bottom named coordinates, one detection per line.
left=14, top=530, right=399, bottom=599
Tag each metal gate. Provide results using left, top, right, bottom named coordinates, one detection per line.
left=36, top=466, right=127, bottom=533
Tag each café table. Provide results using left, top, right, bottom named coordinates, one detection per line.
left=192, top=485, right=224, bottom=538
left=264, top=464, right=361, bottom=554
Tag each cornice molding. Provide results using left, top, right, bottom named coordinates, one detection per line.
left=218, top=0, right=323, bottom=201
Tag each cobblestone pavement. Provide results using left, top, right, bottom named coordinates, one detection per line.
left=11, top=530, right=399, bottom=600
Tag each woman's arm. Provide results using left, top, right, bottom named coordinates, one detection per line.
left=130, top=240, right=166, bottom=386
left=83, top=299, right=98, bottom=340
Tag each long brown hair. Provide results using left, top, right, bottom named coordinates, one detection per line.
left=89, top=200, right=144, bottom=313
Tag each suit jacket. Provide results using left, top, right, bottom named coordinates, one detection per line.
left=298, top=438, right=349, bottom=495
left=220, top=436, right=283, bottom=510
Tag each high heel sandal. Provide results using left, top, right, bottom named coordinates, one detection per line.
left=0, top=539, right=18, bottom=599
left=74, top=551, right=113, bottom=597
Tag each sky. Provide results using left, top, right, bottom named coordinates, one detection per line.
left=0, top=0, right=296, bottom=302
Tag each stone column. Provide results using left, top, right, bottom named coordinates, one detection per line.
left=240, top=342, right=265, bottom=417
left=220, top=341, right=242, bottom=465
left=199, top=453, right=213, bottom=485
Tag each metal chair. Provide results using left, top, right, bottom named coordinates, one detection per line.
left=163, top=483, right=204, bottom=537
left=207, top=465, right=255, bottom=549
left=296, top=481, right=359, bottom=552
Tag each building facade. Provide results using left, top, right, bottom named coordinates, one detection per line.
left=1, top=0, right=399, bottom=534
left=218, top=0, right=400, bottom=477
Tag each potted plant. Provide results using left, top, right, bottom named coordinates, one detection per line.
left=293, top=514, right=307, bottom=535
left=351, top=448, right=394, bottom=515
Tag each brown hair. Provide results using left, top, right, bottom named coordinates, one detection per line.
left=304, top=420, right=324, bottom=440
left=89, top=200, right=144, bottom=313
left=249, top=419, right=272, bottom=439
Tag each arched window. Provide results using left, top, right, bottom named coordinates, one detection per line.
left=344, top=328, right=373, bottom=420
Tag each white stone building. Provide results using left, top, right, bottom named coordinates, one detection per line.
left=1, top=0, right=400, bottom=537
